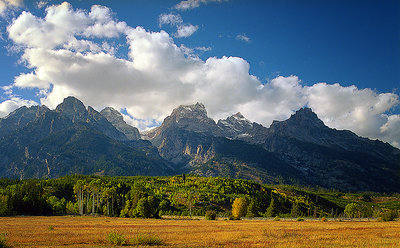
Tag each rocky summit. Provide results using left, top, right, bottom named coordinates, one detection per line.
left=0, top=97, right=399, bottom=192
left=145, top=103, right=400, bottom=192
left=100, top=107, right=140, bottom=140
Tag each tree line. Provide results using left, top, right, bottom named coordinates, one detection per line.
left=0, top=175, right=398, bottom=220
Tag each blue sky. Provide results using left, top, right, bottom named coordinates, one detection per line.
left=0, top=0, right=399, bottom=147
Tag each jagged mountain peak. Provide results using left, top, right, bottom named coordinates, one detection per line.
left=226, top=112, right=252, bottom=124
left=166, top=102, right=218, bottom=130
left=232, top=112, right=245, bottom=119
left=217, top=112, right=255, bottom=140
left=100, top=107, right=140, bottom=140
left=172, top=102, right=208, bottom=118
left=0, top=104, right=51, bottom=138
left=100, top=107, right=124, bottom=122
left=289, top=108, right=325, bottom=125
left=55, top=96, right=87, bottom=122
left=57, top=96, right=85, bottom=108
left=270, top=107, right=326, bottom=130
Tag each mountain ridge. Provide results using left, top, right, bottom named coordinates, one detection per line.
left=1, top=97, right=399, bottom=192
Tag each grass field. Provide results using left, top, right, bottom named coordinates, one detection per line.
left=0, top=216, right=399, bottom=247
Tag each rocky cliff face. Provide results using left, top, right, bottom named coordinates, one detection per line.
left=100, top=107, right=140, bottom=140
left=54, top=97, right=127, bottom=141
left=0, top=96, right=175, bottom=179
left=146, top=104, right=400, bottom=192
left=143, top=103, right=223, bottom=164
left=0, top=105, right=49, bottom=138
left=217, top=112, right=253, bottom=138
left=260, top=108, right=400, bottom=192
left=1, top=97, right=399, bottom=192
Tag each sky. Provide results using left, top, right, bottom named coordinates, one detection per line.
left=0, top=0, right=399, bottom=147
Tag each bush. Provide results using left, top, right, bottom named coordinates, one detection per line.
left=296, top=217, right=304, bottom=221
left=131, top=233, right=164, bottom=246
left=379, top=210, right=398, bottom=222
left=205, top=210, right=217, bottom=220
left=321, top=217, right=327, bottom=222
left=0, top=233, right=11, bottom=248
left=106, top=231, right=126, bottom=246
left=273, top=216, right=280, bottom=221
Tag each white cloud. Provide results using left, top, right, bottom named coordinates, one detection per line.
left=36, top=0, right=49, bottom=9
left=174, top=0, right=227, bottom=11
left=0, top=0, right=22, bottom=15
left=195, top=46, right=212, bottom=52
left=380, top=115, right=400, bottom=147
left=306, top=83, right=399, bottom=142
left=175, top=24, right=198, bottom=38
left=158, top=13, right=198, bottom=38
left=236, top=34, right=250, bottom=43
left=158, top=13, right=182, bottom=27
left=0, top=96, right=37, bottom=118
left=2, top=2, right=400, bottom=148
left=7, top=2, right=127, bottom=50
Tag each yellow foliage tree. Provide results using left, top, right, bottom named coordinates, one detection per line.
left=232, top=197, right=247, bottom=220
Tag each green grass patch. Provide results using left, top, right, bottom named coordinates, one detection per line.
left=0, top=233, right=11, bottom=248
left=131, top=233, right=164, bottom=246
left=106, top=231, right=126, bottom=246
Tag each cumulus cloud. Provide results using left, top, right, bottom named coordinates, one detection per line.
left=2, top=2, right=400, bottom=148
left=7, top=2, right=127, bottom=49
left=306, top=83, right=399, bottom=137
left=176, top=24, right=198, bottom=38
left=380, top=115, right=400, bottom=148
left=158, top=13, right=182, bottom=27
left=174, top=0, right=227, bottom=11
left=236, top=34, right=250, bottom=43
left=158, top=13, right=197, bottom=38
left=0, top=0, right=22, bottom=15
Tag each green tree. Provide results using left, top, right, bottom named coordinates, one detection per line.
left=46, top=196, right=66, bottom=215
left=344, top=203, right=358, bottom=218
left=290, top=201, right=301, bottom=217
left=135, top=197, right=151, bottom=218
left=73, top=180, right=85, bottom=215
left=246, top=198, right=258, bottom=217
left=0, top=194, right=10, bottom=216
left=265, top=197, right=277, bottom=217
left=232, top=197, right=247, bottom=220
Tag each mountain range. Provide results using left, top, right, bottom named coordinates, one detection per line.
left=0, top=96, right=399, bottom=192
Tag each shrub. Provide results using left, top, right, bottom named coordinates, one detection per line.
left=106, top=231, right=126, bottom=246
left=296, top=217, right=304, bottom=221
left=379, top=209, right=398, bottom=222
left=205, top=210, right=217, bottom=220
left=131, top=233, right=164, bottom=246
left=273, top=216, right=280, bottom=221
left=0, top=233, right=11, bottom=248
left=321, top=217, right=327, bottom=222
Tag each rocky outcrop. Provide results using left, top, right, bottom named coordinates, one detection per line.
left=100, top=107, right=140, bottom=140
left=0, top=105, right=49, bottom=138
left=0, top=96, right=175, bottom=179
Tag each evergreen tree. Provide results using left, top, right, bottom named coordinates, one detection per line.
left=266, top=197, right=277, bottom=217
left=290, top=201, right=300, bottom=217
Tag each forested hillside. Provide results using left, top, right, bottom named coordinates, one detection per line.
left=0, top=175, right=398, bottom=220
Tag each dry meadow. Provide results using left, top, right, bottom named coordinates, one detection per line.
left=0, top=216, right=399, bottom=247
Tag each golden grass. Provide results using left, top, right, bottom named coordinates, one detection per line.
left=0, top=216, right=399, bottom=247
